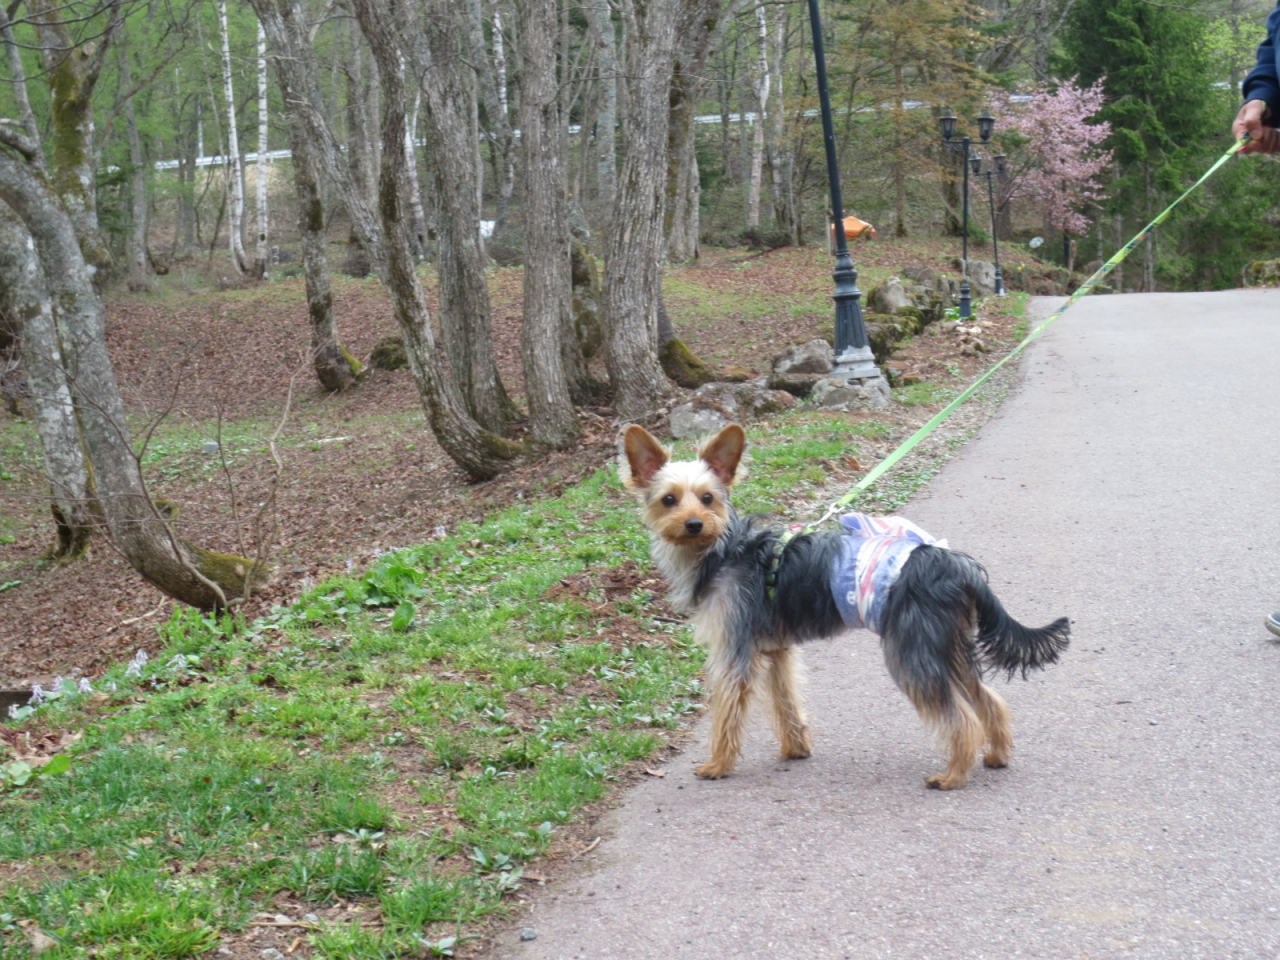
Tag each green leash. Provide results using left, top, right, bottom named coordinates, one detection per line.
left=778, top=134, right=1249, bottom=551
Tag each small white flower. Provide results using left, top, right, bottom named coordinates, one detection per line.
left=345, top=559, right=354, bottom=573
left=167, top=654, right=189, bottom=671
left=51, top=676, right=65, bottom=694
left=432, top=525, right=447, bottom=539
left=28, top=684, right=45, bottom=704
left=105, top=681, right=118, bottom=692
left=7, top=704, right=19, bottom=719
left=78, top=677, right=94, bottom=694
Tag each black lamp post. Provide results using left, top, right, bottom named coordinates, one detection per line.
left=938, top=109, right=994, bottom=319
left=806, top=0, right=880, bottom=383
left=975, top=152, right=1006, bottom=296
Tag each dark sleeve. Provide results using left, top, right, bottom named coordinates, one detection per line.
left=1242, top=2, right=1280, bottom=122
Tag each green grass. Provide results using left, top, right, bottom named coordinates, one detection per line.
left=1, top=312, right=1021, bottom=955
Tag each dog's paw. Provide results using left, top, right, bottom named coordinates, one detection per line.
left=696, top=761, right=733, bottom=780
left=982, top=752, right=1009, bottom=769
left=780, top=737, right=812, bottom=760
left=925, top=773, right=967, bottom=790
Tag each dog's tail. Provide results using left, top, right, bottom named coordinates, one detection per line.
left=879, top=546, right=1069, bottom=692
left=966, top=558, right=1070, bottom=679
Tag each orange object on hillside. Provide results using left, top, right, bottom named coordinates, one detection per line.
left=839, top=215, right=876, bottom=240
left=828, top=216, right=877, bottom=252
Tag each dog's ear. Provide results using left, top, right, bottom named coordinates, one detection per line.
left=620, top=425, right=669, bottom=489
left=699, top=424, right=745, bottom=487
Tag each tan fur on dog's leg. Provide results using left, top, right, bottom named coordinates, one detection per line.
left=971, top=680, right=1012, bottom=768
left=763, top=647, right=812, bottom=759
left=923, top=687, right=984, bottom=790
left=698, top=671, right=754, bottom=779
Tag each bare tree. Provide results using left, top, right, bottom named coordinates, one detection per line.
left=249, top=0, right=366, bottom=391
left=515, top=0, right=580, bottom=449
left=586, top=0, right=617, bottom=215
left=601, top=0, right=682, bottom=421
left=256, top=20, right=270, bottom=277
left=412, top=0, right=517, bottom=433
left=217, top=0, right=252, bottom=275
left=746, top=1, right=770, bottom=229
left=0, top=156, right=265, bottom=608
left=350, top=0, right=523, bottom=479
left=0, top=204, right=94, bottom=558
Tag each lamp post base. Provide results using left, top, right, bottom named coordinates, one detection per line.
left=958, top=278, right=973, bottom=319
left=832, top=344, right=882, bottom=382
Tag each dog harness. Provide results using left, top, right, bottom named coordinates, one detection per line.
left=829, top=513, right=945, bottom=635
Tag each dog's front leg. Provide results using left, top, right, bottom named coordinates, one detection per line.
left=763, top=647, right=812, bottom=760
left=695, top=601, right=756, bottom=780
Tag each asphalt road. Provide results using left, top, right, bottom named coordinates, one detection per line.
left=492, top=291, right=1280, bottom=960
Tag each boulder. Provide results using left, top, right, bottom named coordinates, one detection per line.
left=771, top=338, right=834, bottom=375
left=369, top=335, right=408, bottom=371
left=1243, top=258, right=1280, bottom=286
left=901, top=264, right=938, bottom=285
left=767, top=372, right=825, bottom=398
left=967, top=259, right=997, bottom=297
left=866, top=277, right=912, bottom=315
left=668, top=381, right=797, bottom=439
left=809, top=376, right=891, bottom=411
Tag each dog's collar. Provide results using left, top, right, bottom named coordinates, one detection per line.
left=765, top=524, right=808, bottom=600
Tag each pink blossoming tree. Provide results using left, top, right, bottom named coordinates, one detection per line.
left=988, top=79, right=1113, bottom=238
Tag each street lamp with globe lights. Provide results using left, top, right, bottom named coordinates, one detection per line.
left=938, top=109, right=995, bottom=318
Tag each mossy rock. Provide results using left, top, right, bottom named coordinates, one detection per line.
left=864, top=321, right=907, bottom=364
left=370, top=335, right=408, bottom=371
left=660, top=337, right=716, bottom=389
left=1243, top=258, right=1280, bottom=286
left=718, top=365, right=753, bottom=383
left=892, top=306, right=926, bottom=333
left=189, top=545, right=271, bottom=606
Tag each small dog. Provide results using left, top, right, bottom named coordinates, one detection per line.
left=620, top=422, right=1069, bottom=789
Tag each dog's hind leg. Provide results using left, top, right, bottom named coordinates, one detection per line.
left=763, top=647, right=812, bottom=760
left=920, top=687, right=985, bottom=790
left=968, top=678, right=1012, bottom=769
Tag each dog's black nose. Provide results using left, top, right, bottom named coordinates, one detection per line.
left=685, top=517, right=704, bottom=535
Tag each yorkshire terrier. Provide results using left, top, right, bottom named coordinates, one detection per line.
left=620, top=422, right=1070, bottom=790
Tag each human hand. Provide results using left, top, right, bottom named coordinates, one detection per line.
left=1233, top=99, right=1280, bottom=154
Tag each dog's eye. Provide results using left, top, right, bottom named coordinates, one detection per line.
left=701, top=493, right=714, bottom=505
left=661, top=494, right=677, bottom=507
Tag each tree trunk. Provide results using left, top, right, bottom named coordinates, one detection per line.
left=121, top=42, right=151, bottom=292
left=767, top=4, right=797, bottom=242
left=487, top=6, right=516, bottom=230
left=517, top=0, right=581, bottom=449
left=250, top=0, right=369, bottom=390
left=0, top=157, right=265, bottom=607
left=603, top=0, right=680, bottom=420
left=350, top=0, right=523, bottom=479
left=406, top=93, right=428, bottom=259
left=416, top=0, right=516, bottom=433
left=891, top=56, right=908, bottom=238
left=746, top=3, right=770, bottom=229
left=28, top=0, right=118, bottom=280
left=255, top=20, right=270, bottom=278
left=218, top=0, right=252, bottom=275
left=587, top=0, right=618, bottom=215
left=248, top=0, right=387, bottom=271
left=0, top=204, right=93, bottom=558
left=664, top=1, right=728, bottom=262
left=288, top=103, right=363, bottom=392
left=0, top=6, right=45, bottom=170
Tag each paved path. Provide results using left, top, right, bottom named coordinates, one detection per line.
left=494, top=291, right=1280, bottom=960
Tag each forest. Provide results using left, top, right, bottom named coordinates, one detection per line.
left=1, top=0, right=1277, bottom=624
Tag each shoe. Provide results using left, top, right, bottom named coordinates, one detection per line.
left=1268, top=612, right=1280, bottom=638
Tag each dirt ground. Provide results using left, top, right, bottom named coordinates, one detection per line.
left=0, top=240, right=1041, bottom=693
